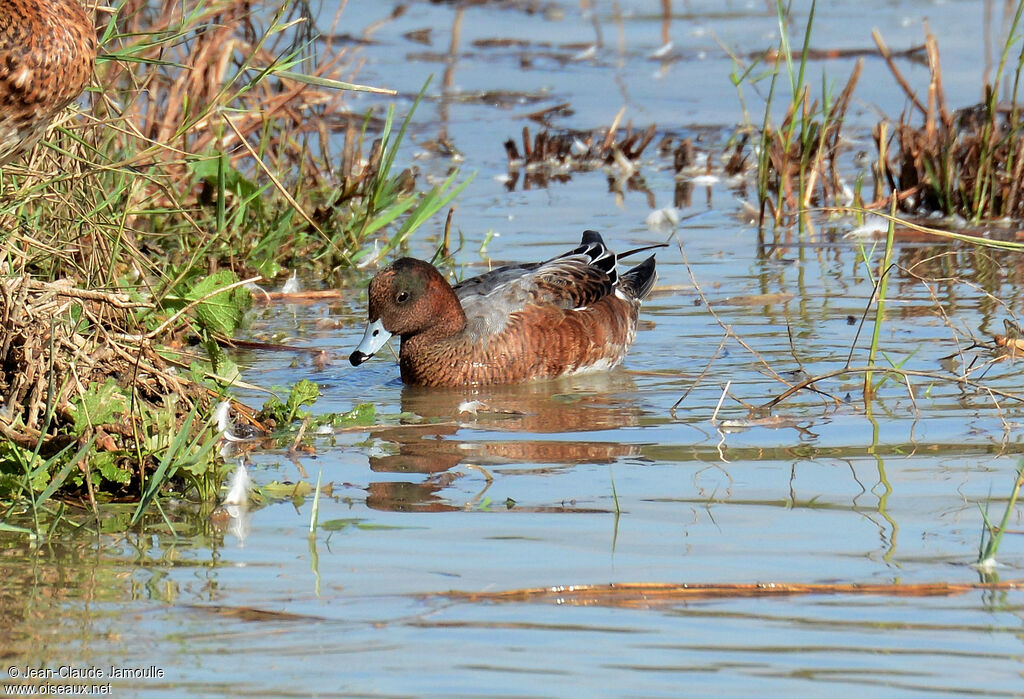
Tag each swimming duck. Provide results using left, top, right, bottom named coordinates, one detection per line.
left=349, top=230, right=659, bottom=386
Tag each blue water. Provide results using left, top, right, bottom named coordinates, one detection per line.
left=4, top=0, right=1024, bottom=696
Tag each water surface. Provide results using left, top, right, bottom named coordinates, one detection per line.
left=5, top=0, right=1024, bottom=695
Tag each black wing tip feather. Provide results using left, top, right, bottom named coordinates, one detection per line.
left=620, top=255, right=657, bottom=301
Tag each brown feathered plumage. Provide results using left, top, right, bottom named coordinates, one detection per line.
left=0, top=0, right=96, bottom=165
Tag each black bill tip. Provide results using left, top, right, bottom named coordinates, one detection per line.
left=349, top=351, right=371, bottom=366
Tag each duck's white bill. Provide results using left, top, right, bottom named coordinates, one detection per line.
left=349, top=318, right=393, bottom=366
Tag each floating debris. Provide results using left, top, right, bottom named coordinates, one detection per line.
left=222, top=461, right=253, bottom=507
left=645, top=207, right=681, bottom=230
left=214, top=400, right=265, bottom=443
left=500, top=111, right=736, bottom=194
left=458, top=400, right=488, bottom=415
left=505, top=122, right=657, bottom=169
left=649, top=41, right=674, bottom=59
left=435, top=579, right=1024, bottom=608
left=281, top=270, right=301, bottom=294
left=571, top=44, right=597, bottom=62
left=845, top=215, right=891, bottom=239
left=993, top=319, right=1024, bottom=358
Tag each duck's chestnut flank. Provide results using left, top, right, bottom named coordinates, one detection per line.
left=349, top=231, right=659, bottom=386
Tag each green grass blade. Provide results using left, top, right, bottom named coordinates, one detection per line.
left=270, top=69, right=396, bottom=94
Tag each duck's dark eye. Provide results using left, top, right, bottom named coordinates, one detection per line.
left=396, top=290, right=410, bottom=304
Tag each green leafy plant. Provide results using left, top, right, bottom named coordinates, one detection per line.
left=131, top=402, right=221, bottom=526
left=261, top=380, right=322, bottom=426
left=334, top=403, right=376, bottom=428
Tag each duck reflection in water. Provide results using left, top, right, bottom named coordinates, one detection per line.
left=364, top=372, right=646, bottom=513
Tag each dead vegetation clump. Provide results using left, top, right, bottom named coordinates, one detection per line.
left=502, top=118, right=733, bottom=197
left=0, top=276, right=215, bottom=498
left=503, top=117, right=657, bottom=188
left=878, top=31, right=1024, bottom=221
left=725, top=20, right=1024, bottom=230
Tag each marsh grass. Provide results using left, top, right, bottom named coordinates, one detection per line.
left=725, top=3, right=1024, bottom=416
left=977, top=462, right=1024, bottom=574
left=877, top=9, right=1024, bottom=221
left=0, top=0, right=463, bottom=530
left=735, top=0, right=1024, bottom=228
left=861, top=204, right=897, bottom=398
left=730, top=0, right=861, bottom=229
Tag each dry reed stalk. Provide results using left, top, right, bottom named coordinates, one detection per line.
left=760, top=365, right=1024, bottom=411
left=437, top=579, right=1024, bottom=608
